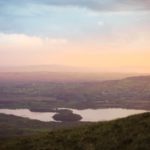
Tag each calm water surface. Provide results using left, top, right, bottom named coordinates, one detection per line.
left=0, top=108, right=147, bottom=122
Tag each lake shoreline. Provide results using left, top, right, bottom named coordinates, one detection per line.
left=0, top=107, right=148, bottom=122
left=0, top=105, right=150, bottom=113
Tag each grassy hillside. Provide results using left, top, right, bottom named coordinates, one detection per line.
left=0, top=113, right=150, bottom=150
left=0, top=114, right=87, bottom=138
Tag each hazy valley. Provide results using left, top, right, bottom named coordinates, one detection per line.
left=1, top=0, right=150, bottom=149
left=0, top=73, right=150, bottom=111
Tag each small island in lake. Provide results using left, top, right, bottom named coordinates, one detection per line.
left=53, top=109, right=82, bottom=122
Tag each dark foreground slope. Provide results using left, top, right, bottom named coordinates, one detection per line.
left=1, top=113, right=150, bottom=150
left=0, top=114, right=86, bottom=138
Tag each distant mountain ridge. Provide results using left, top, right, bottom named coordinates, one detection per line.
left=0, top=65, right=149, bottom=74
left=0, top=71, right=138, bottom=83
left=0, top=65, right=148, bottom=83
left=0, top=65, right=83, bottom=72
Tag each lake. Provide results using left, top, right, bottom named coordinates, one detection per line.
left=0, top=108, right=147, bottom=122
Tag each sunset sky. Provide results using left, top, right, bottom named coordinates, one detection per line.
left=0, top=0, right=150, bottom=73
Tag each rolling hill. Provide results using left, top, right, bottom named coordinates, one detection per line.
left=0, top=113, right=86, bottom=138
left=0, top=113, right=150, bottom=150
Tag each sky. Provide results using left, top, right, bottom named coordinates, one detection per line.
left=0, top=0, right=150, bottom=73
